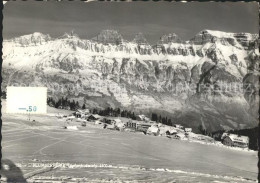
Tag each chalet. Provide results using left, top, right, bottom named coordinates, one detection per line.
left=136, top=123, right=152, bottom=132
left=126, top=121, right=137, bottom=129
left=221, top=133, right=249, bottom=148
left=102, top=118, right=113, bottom=125
left=147, top=125, right=160, bottom=136
left=166, top=129, right=177, bottom=136
left=75, top=109, right=90, bottom=118
left=75, top=111, right=81, bottom=118
left=87, top=114, right=101, bottom=121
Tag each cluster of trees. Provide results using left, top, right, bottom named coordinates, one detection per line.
left=198, top=125, right=212, bottom=137
left=47, top=97, right=84, bottom=111
left=92, top=107, right=137, bottom=120
left=151, top=113, right=172, bottom=126
left=47, top=98, right=139, bottom=120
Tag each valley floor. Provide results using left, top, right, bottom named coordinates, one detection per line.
left=1, top=111, right=258, bottom=183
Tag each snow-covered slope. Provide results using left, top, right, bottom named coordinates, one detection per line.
left=2, top=30, right=259, bottom=132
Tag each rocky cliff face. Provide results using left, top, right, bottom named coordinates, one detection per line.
left=132, top=33, right=149, bottom=45
left=9, top=32, right=52, bottom=46
left=158, top=33, right=182, bottom=44
left=190, top=30, right=258, bottom=48
left=2, top=30, right=259, bottom=132
left=92, top=30, right=123, bottom=45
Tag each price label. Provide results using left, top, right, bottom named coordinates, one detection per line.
left=6, top=87, right=47, bottom=114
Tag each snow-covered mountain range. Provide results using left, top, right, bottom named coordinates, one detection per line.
left=2, top=30, right=259, bottom=132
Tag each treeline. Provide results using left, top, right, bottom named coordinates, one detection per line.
left=47, top=97, right=173, bottom=125
left=47, top=97, right=175, bottom=126
left=92, top=107, right=137, bottom=120
left=47, top=97, right=86, bottom=111
left=198, top=125, right=212, bottom=137
left=47, top=97, right=138, bottom=120
left=212, top=127, right=258, bottom=150
left=151, top=113, right=172, bottom=126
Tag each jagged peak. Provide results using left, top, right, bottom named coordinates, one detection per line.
left=195, top=29, right=257, bottom=39
left=189, top=29, right=258, bottom=46
left=92, top=29, right=123, bottom=45
left=31, top=32, right=47, bottom=37
left=158, top=33, right=182, bottom=44
left=58, top=31, right=80, bottom=39
left=195, top=29, right=235, bottom=38
left=5, top=29, right=258, bottom=46
left=13, top=32, right=51, bottom=39
left=9, top=32, right=52, bottom=45
left=99, top=29, right=121, bottom=35
left=132, top=32, right=149, bottom=45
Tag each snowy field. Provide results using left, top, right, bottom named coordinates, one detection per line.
left=1, top=110, right=258, bottom=183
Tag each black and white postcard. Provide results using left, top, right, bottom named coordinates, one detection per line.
left=1, top=1, right=259, bottom=182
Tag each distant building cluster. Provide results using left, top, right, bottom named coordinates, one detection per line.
left=57, top=107, right=250, bottom=150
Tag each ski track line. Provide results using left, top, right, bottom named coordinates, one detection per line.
left=32, top=133, right=78, bottom=156
left=2, top=129, right=31, bottom=135
left=205, top=157, right=257, bottom=175
left=24, top=167, right=56, bottom=180
left=7, top=128, right=256, bottom=177
left=2, top=143, right=19, bottom=149
left=79, top=133, right=158, bottom=160
left=3, top=125, right=257, bottom=182
left=13, top=131, right=100, bottom=159
left=76, top=132, right=160, bottom=161
left=39, top=141, right=65, bottom=156
left=120, top=142, right=130, bottom=146
left=30, top=130, right=67, bottom=141
left=29, top=129, right=155, bottom=161
left=2, top=135, right=40, bottom=145
left=3, top=132, right=34, bottom=138
left=78, top=136, right=110, bottom=144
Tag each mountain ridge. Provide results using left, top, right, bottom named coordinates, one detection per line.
left=2, top=29, right=259, bottom=133
left=5, top=29, right=258, bottom=46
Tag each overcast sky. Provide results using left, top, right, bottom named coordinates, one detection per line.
left=3, top=1, right=259, bottom=44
